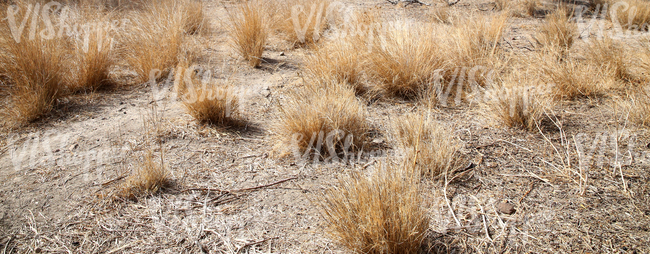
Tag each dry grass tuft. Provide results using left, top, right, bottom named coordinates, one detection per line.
left=625, top=87, right=650, bottom=127
left=393, top=113, right=460, bottom=178
left=228, top=2, right=268, bottom=67
left=274, top=81, right=368, bottom=159
left=0, top=21, right=67, bottom=124
left=183, top=0, right=209, bottom=35
left=584, top=37, right=636, bottom=83
left=273, top=0, right=332, bottom=46
left=320, top=164, right=429, bottom=254
left=610, top=0, right=650, bottom=31
left=539, top=50, right=615, bottom=100
left=304, top=39, right=368, bottom=95
left=450, top=13, right=508, bottom=67
left=537, top=8, right=577, bottom=52
left=482, top=74, right=550, bottom=131
left=368, top=22, right=445, bottom=99
left=120, top=0, right=186, bottom=83
left=119, top=150, right=170, bottom=199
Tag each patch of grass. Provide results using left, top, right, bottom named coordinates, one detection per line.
left=610, top=0, right=650, bottom=31
left=393, top=113, right=460, bottom=178
left=181, top=83, right=241, bottom=126
left=537, top=7, right=577, bottom=52
left=304, top=39, right=368, bottom=95
left=368, top=22, right=446, bottom=99
left=539, top=49, right=615, bottom=100
left=119, top=0, right=186, bottom=83
left=119, top=150, right=170, bottom=200
left=482, top=74, right=550, bottom=131
left=584, top=37, right=636, bottom=83
left=228, top=1, right=268, bottom=67
left=0, top=12, right=67, bottom=125
left=183, top=0, right=209, bottom=35
left=320, top=163, right=429, bottom=254
left=274, top=81, right=368, bottom=159
left=625, top=87, right=650, bottom=127
left=450, top=13, right=508, bottom=67
left=273, top=0, right=332, bottom=46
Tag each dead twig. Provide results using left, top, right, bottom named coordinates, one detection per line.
left=182, top=177, right=298, bottom=194
left=236, top=237, right=279, bottom=253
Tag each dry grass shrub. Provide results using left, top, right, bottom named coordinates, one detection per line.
left=119, top=150, right=169, bottom=199
left=539, top=49, right=616, bottom=100
left=119, top=0, right=186, bottom=83
left=183, top=0, right=209, bottom=35
left=272, top=0, right=332, bottom=46
left=228, top=1, right=268, bottom=67
left=482, top=73, right=551, bottom=131
left=392, top=113, right=461, bottom=178
left=537, top=8, right=577, bottom=52
left=368, top=22, right=446, bottom=99
left=449, top=13, right=508, bottom=68
left=0, top=9, right=67, bottom=124
left=320, top=164, right=429, bottom=254
left=274, top=81, right=368, bottom=158
left=610, top=0, right=650, bottom=31
left=625, top=87, right=650, bottom=127
left=584, top=37, right=636, bottom=83
left=430, top=6, right=453, bottom=24
left=304, top=39, right=368, bottom=95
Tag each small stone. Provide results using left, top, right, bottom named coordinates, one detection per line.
left=280, top=52, right=285, bottom=56
left=497, top=201, right=516, bottom=215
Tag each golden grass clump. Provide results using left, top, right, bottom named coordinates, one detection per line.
left=450, top=13, right=508, bottom=67
left=119, top=151, right=169, bottom=199
left=610, top=0, right=650, bottom=31
left=626, top=87, right=650, bottom=127
left=482, top=74, right=550, bottom=131
left=320, top=164, right=429, bottom=254
left=304, top=39, right=368, bottom=95
left=274, top=81, right=368, bottom=159
left=273, top=0, right=332, bottom=46
left=392, top=113, right=460, bottom=178
left=537, top=8, right=577, bottom=51
left=0, top=21, right=67, bottom=124
left=539, top=50, right=616, bottom=100
left=120, top=0, right=186, bottom=83
left=368, top=22, right=446, bottom=99
left=183, top=0, right=209, bottom=35
left=584, top=37, right=635, bottom=83
left=229, top=1, right=268, bottom=67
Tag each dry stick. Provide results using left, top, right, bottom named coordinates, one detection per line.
left=2, top=235, right=14, bottom=254
left=232, top=177, right=298, bottom=192
left=236, top=237, right=279, bottom=253
left=106, top=240, right=141, bottom=254
left=471, top=195, right=493, bottom=242
left=444, top=172, right=462, bottom=228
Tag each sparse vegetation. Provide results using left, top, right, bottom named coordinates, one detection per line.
left=273, top=0, right=332, bottom=46
left=119, top=150, right=170, bottom=200
left=482, top=74, right=550, bottom=130
left=539, top=49, right=616, bottom=99
left=321, top=164, right=429, bottom=254
left=229, top=1, right=268, bottom=67
left=304, top=39, right=368, bottom=95
left=537, top=8, right=577, bottom=52
left=393, top=113, right=460, bottom=178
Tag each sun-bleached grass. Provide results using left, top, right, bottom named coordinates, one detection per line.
left=537, top=8, right=577, bottom=52
left=482, top=74, right=551, bottom=131
left=392, top=113, right=460, bottom=178
left=320, top=163, right=429, bottom=254
left=539, top=49, right=616, bottom=100
left=0, top=19, right=67, bottom=125
left=368, top=22, right=446, bottom=99
left=118, top=150, right=170, bottom=200
left=610, top=0, right=650, bottom=31
left=183, top=0, right=209, bottom=35
left=181, top=84, right=241, bottom=126
left=273, top=0, right=332, bottom=46
left=228, top=1, right=268, bottom=67
left=119, top=0, right=185, bottom=83
left=304, top=39, right=368, bottom=95
left=274, top=81, right=368, bottom=159
left=624, top=87, right=650, bottom=127
left=584, top=37, right=636, bottom=83
left=449, top=13, right=508, bottom=68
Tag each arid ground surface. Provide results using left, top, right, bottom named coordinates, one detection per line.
left=1, top=0, right=650, bottom=253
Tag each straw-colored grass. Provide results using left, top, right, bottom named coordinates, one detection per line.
left=537, top=8, right=577, bottom=52
left=320, top=164, right=429, bottom=254
left=229, top=1, right=268, bottom=67
left=482, top=74, right=550, bottom=131
left=119, top=150, right=170, bottom=200
left=304, top=39, right=368, bottom=95
left=273, top=0, right=332, bottom=46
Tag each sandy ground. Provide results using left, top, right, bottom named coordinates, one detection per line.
left=1, top=0, right=650, bottom=253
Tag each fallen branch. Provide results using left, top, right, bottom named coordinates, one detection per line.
left=182, top=177, right=298, bottom=194
left=237, top=237, right=279, bottom=253
left=386, top=0, right=431, bottom=6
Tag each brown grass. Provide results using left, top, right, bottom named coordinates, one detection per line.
left=119, top=0, right=186, bottom=83
left=482, top=74, right=550, bottom=131
left=183, top=0, right=209, bottom=35
left=320, top=164, right=429, bottom=254
left=626, top=87, right=650, bottom=127
left=392, top=113, right=460, bottom=178
left=273, top=0, right=332, bottom=46
left=537, top=8, right=577, bottom=52
left=368, top=22, right=446, bottom=99
left=0, top=14, right=67, bottom=124
left=274, top=81, right=368, bottom=159
left=539, top=49, right=616, bottom=100
left=610, top=0, right=650, bottom=31
left=228, top=1, right=268, bottom=67
left=119, top=150, right=170, bottom=200
left=304, top=39, right=368, bottom=95
left=584, top=37, right=636, bottom=83
left=450, top=13, right=508, bottom=68
left=182, top=84, right=241, bottom=126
